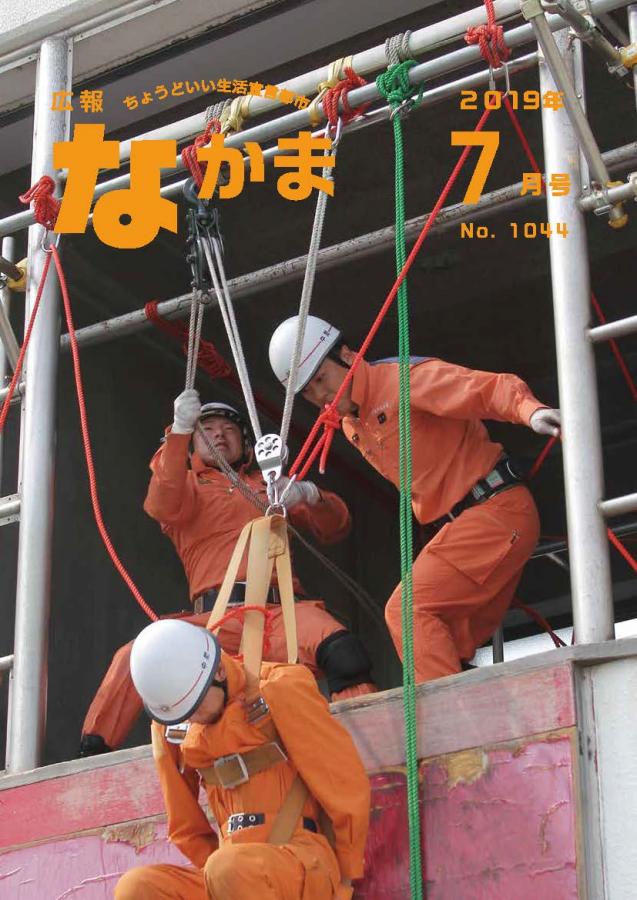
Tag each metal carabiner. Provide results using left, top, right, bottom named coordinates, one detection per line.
left=265, top=502, right=288, bottom=519
left=488, top=63, right=496, bottom=92
left=324, top=116, right=344, bottom=152
left=389, top=97, right=415, bottom=121
left=40, top=228, right=61, bottom=254
left=500, top=59, right=512, bottom=97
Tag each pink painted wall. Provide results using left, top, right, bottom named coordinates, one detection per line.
left=0, top=823, right=182, bottom=900
left=358, top=735, right=579, bottom=900
left=1, top=736, right=578, bottom=899
left=0, top=665, right=580, bottom=898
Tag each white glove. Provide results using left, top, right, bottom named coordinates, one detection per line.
left=172, top=388, right=201, bottom=434
left=529, top=407, right=561, bottom=437
left=276, top=475, right=320, bottom=508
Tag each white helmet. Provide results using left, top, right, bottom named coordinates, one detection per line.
left=269, top=315, right=341, bottom=394
left=130, top=620, right=222, bottom=725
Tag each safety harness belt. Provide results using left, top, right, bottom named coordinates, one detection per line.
left=204, top=514, right=312, bottom=845
left=206, top=514, right=298, bottom=702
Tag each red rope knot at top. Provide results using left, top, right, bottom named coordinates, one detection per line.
left=465, top=0, right=511, bottom=69
left=181, top=118, right=222, bottom=189
left=323, top=67, right=371, bottom=127
left=144, top=300, right=233, bottom=381
left=19, top=175, right=61, bottom=230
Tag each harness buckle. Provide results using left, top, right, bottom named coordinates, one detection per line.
left=245, top=695, right=270, bottom=723
left=165, top=722, right=190, bottom=744
left=214, top=752, right=250, bottom=789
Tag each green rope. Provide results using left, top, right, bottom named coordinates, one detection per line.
left=376, top=63, right=423, bottom=900
left=376, top=61, right=424, bottom=115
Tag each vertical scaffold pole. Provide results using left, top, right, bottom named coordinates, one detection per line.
left=6, top=37, right=72, bottom=773
left=629, top=7, right=637, bottom=103
left=0, top=237, right=16, bottom=494
left=539, top=29, right=614, bottom=644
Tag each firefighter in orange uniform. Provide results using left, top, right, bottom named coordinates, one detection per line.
left=80, top=393, right=375, bottom=756
left=114, top=619, right=370, bottom=900
left=270, top=316, right=562, bottom=682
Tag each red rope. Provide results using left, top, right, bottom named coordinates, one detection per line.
left=511, top=598, right=567, bottom=648
left=209, top=604, right=275, bottom=656
left=290, top=106, right=495, bottom=479
left=19, top=176, right=60, bottom=230
left=181, top=118, right=221, bottom=189
left=528, top=435, right=558, bottom=480
left=464, top=0, right=511, bottom=70
left=52, top=245, right=158, bottom=621
left=499, top=102, right=637, bottom=404
left=529, top=437, right=637, bottom=577
left=0, top=254, right=52, bottom=433
left=323, top=67, right=371, bottom=127
left=145, top=301, right=233, bottom=381
left=607, top=528, right=637, bottom=573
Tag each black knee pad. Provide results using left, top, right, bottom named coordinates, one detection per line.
left=316, top=630, right=373, bottom=694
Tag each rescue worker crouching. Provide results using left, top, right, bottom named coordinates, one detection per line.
left=269, top=315, right=562, bottom=683
left=115, top=619, right=370, bottom=900
left=80, top=391, right=376, bottom=756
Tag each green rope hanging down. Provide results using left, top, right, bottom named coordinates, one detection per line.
left=376, top=60, right=423, bottom=900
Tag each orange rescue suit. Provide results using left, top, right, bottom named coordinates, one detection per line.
left=342, top=358, right=544, bottom=681
left=114, top=654, right=370, bottom=900
left=82, top=434, right=372, bottom=749
left=144, top=431, right=351, bottom=599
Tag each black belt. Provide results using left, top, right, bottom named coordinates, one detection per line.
left=428, top=457, right=524, bottom=533
left=194, top=583, right=281, bottom=613
left=226, top=812, right=317, bottom=834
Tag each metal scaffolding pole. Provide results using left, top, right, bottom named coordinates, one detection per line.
left=539, top=29, right=614, bottom=644
left=114, top=0, right=631, bottom=165
left=55, top=140, right=636, bottom=353
left=589, top=313, right=637, bottom=341
left=6, top=37, right=72, bottom=773
left=600, top=492, right=637, bottom=517
left=630, top=6, right=637, bottom=100
left=0, top=237, right=16, bottom=494
left=0, top=0, right=632, bottom=238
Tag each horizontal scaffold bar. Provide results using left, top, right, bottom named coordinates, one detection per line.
left=600, top=493, right=637, bottom=518
left=589, top=314, right=637, bottom=343
left=54, top=140, right=637, bottom=353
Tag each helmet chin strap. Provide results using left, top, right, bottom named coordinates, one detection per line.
left=212, top=676, right=228, bottom=705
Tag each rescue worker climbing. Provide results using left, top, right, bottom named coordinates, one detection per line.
left=269, top=315, right=561, bottom=683
left=114, top=619, right=370, bottom=900
left=80, top=391, right=375, bottom=756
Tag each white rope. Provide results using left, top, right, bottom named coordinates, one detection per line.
left=201, top=233, right=263, bottom=441
left=385, top=30, right=412, bottom=67
left=184, top=289, right=206, bottom=390
left=279, top=128, right=341, bottom=452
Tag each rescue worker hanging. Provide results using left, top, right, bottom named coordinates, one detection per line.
left=114, top=618, right=371, bottom=900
